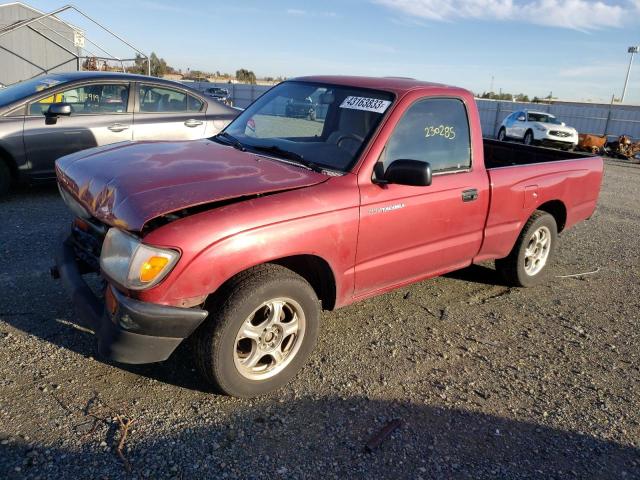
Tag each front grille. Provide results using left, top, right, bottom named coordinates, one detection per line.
left=550, top=130, right=571, bottom=138
left=70, top=217, right=107, bottom=272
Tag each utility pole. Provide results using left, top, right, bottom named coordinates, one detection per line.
left=621, top=46, right=639, bottom=103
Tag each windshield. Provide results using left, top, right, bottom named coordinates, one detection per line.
left=221, top=81, right=394, bottom=172
left=0, top=76, right=64, bottom=108
left=527, top=112, right=561, bottom=124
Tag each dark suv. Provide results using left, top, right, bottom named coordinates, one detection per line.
left=285, top=97, right=316, bottom=120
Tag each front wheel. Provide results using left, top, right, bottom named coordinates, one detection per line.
left=523, top=130, right=534, bottom=146
left=495, top=211, right=557, bottom=287
left=497, top=128, right=506, bottom=141
left=193, top=264, right=320, bottom=397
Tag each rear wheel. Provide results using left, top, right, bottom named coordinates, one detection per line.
left=497, top=128, right=506, bottom=141
left=193, top=264, right=320, bottom=397
left=495, top=211, right=557, bottom=287
left=523, top=130, right=534, bottom=146
left=0, top=160, right=11, bottom=198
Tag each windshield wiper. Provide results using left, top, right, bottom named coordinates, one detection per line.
left=250, top=145, right=324, bottom=173
left=215, top=132, right=245, bottom=151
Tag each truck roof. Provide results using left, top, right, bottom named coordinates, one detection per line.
left=291, top=75, right=471, bottom=97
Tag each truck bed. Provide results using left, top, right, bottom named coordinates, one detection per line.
left=475, top=141, right=604, bottom=264
left=483, top=139, right=591, bottom=169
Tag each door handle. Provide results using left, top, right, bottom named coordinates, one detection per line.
left=184, top=119, right=203, bottom=128
left=462, top=188, right=478, bottom=202
left=108, top=123, right=129, bottom=132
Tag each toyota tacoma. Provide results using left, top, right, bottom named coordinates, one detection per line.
left=53, top=76, right=603, bottom=397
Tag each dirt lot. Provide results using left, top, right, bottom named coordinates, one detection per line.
left=0, top=159, right=639, bottom=480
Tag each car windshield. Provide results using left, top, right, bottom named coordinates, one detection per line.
left=528, top=112, right=561, bottom=124
left=221, top=81, right=395, bottom=172
left=0, top=75, right=63, bottom=108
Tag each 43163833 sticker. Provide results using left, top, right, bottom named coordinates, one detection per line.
left=340, top=96, right=391, bottom=114
left=425, top=125, right=456, bottom=140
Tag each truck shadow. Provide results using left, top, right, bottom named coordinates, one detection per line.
left=444, top=263, right=509, bottom=287
left=1, top=395, right=638, bottom=479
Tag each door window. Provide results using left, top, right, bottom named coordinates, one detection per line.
left=139, top=85, right=187, bottom=112
left=28, top=84, right=129, bottom=116
left=188, top=95, right=204, bottom=112
left=381, top=98, right=471, bottom=174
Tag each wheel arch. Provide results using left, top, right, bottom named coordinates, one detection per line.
left=271, top=255, right=337, bottom=310
left=212, top=254, right=338, bottom=311
left=0, top=143, right=19, bottom=181
left=537, top=200, right=567, bottom=232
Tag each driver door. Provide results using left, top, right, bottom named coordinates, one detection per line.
left=23, top=82, right=132, bottom=179
left=354, top=97, right=489, bottom=296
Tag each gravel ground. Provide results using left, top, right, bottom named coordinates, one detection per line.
left=1, top=159, right=639, bottom=480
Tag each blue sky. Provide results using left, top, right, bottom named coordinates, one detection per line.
left=23, top=0, right=640, bottom=103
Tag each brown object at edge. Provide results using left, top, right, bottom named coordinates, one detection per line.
left=365, top=419, right=403, bottom=452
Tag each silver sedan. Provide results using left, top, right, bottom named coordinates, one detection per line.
left=0, top=72, right=239, bottom=196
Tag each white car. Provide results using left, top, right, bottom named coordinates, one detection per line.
left=497, top=110, right=578, bottom=150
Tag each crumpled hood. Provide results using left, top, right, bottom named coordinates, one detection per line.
left=56, top=139, right=328, bottom=231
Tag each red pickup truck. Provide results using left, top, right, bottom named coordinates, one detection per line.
left=54, top=76, right=603, bottom=397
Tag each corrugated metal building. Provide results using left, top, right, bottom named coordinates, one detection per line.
left=0, top=2, right=81, bottom=86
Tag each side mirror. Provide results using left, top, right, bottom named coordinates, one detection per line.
left=44, top=103, right=72, bottom=124
left=517, top=116, right=526, bottom=122
left=46, top=103, right=72, bottom=116
left=382, top=159, right=432, bottom=187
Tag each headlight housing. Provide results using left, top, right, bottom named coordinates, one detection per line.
left=100, top=228, right=180, bottom=290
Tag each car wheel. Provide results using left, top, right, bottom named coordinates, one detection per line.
left=523, top=130, right=534, bottom=146
left=495, top=210, right=557, bottom=287
left=0, top=160, right=11, bottom=198
left=497, top=128, right=506, bottom=141
left=193, top=264, right=320, bottom=397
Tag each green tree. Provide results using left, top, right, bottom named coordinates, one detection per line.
left=235, top=68, right=257, bottom=84
left=149, top=53, right=168, bottom=77
left=127, top=52, right=169, bottom=77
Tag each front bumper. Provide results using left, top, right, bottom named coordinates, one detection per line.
left=54, top=236, right=208, bottom=364
left=537, top=133, right=577, bottom=148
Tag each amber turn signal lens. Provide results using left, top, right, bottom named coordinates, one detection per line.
left=139, top=256, right=170, bottom=283
left=104, top=286, right=117, bottom=315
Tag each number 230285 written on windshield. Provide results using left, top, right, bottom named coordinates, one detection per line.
left=424, top=125, right=456, bottom=140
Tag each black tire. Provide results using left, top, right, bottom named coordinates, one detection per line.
left=495, top=210, right=558, bottom=287
left=0, top=160, right=11, bottom=198
left=523, top=130, right=534, bottom=146
left=497, top=127, right=507, bottom=141
left=193, top=264, right=320, bottom=397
